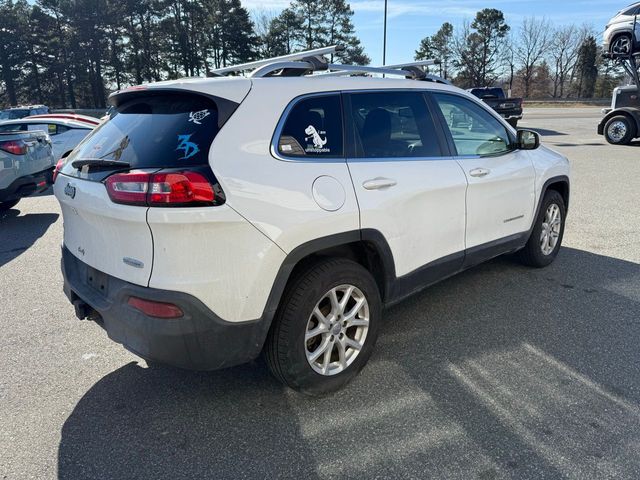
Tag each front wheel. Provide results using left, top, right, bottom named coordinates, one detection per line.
left=604, top=115, right=635, bottom=145
left=611, top=34, right=632, bottom=56
left=507, top=118, right=518, bottom=128
left=265, top=258, right=381, bottom=395
left=518, top=190, right=566, bottom=268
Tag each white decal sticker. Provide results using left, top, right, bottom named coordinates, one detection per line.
left=189, top=109, right=210, bottom=125
left=304, top=125, right=330, bottom=153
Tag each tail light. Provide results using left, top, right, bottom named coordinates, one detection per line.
left=127, top=296, right=183, bottom=319
left=105, top=170, right=220, bottom=207
left=0, top=140, right=27, bottom=155
left=53, top=158, right=65, bottom=182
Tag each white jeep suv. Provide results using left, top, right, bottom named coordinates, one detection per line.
left=54, top=50, right=570, bottom=395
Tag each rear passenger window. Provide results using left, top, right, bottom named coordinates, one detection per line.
left=348, top=91, right=443, bottom=158
left=277, top=95, right=343, bottom=158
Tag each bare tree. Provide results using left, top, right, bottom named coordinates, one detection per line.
left=549, top=25, right=582, bottom=98
left=514, top=17, right=552, bottom=98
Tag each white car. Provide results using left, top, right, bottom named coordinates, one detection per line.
left=0, top=116, right=96, bottom=160
left=603, top=2, right=640, bottom=55
left=54, top=47, right=570, bottom=395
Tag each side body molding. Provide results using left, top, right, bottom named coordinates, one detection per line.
left=261, top=174, right=570, bottom=318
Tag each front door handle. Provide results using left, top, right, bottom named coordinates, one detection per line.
left=469, top=168, right=491, bottom=178
left=362, top=177, right=397, bottom=190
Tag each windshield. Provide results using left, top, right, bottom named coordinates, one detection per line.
left=60, top=93, right=222, bottom=180
left=0, top=110, right=29, bottom=120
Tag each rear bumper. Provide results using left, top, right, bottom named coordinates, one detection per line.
left=61, top=246, right=269, bottom=370
left=499, top=112, right=523, bottom=121
left=0, top=167, right=53, bottom=202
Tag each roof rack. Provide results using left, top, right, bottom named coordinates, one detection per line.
left=209, top=45, right=445, bottom=82
left=210, top=45, right=345, bottom=76
left=319, top=60, right=451, bottom=84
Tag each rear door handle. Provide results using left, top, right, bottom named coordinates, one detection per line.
left=362, top=177, right=397, bottom=190
left=469, top=168, right=491, bottom=178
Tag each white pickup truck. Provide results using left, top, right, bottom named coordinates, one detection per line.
left=0, top=130, right=54, bottom=211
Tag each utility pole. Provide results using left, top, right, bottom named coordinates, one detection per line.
left=383, top=0, right=388, bottom=65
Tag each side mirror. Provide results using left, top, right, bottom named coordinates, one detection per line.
left=517, top=129, right=540, bottom=150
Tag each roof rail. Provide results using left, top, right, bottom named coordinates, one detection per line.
left=315, top=59, right=451, bottom=83
left=211, top=45, right=344, bottom=75
left=252, top=62, right=417, bottom=79
left=208, top=45, right=449, bottom=83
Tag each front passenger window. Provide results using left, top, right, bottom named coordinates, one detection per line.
left=433, top=93, right=512, bottom=156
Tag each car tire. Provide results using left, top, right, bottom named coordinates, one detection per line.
left=507, top=119, right=518, bottom=128
left=0, top=200, right=19, bottom=212
left=518, top=190, right=566, bottom=268
left=611, top=34, right=632, bottom=56
left=265, top=258, right=381, bottom=396
left=604, top=115, right=636, bottom=145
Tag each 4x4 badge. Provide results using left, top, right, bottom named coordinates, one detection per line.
left=64, top=183, right=76, bottom=199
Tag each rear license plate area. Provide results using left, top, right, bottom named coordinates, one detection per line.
left=87, top=266, right=109, bottom=296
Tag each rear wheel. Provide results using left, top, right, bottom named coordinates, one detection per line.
left=507, top=119, right=518, bottom=128
left=604, top=115, right=635, bottom=145
left=265, top=258, right=381, bottom=396
left=0, top=200, right=19, bottom=212
left=518, top=190, right=566, bottom=268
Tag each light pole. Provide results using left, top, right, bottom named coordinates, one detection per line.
left=382, top=0, right=388, bottom=66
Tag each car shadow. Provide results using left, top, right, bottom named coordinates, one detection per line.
left=58, top=247, right=640, bottom=479
left=526, top=127, right=568, bottom=137
left=0, top=209, right=59, bottom=267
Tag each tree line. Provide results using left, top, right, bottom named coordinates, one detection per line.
left=415, top=9, right=620, bottom=99
left=0, top=2, right=624, bottom=109
left=0, top=0, right=367, bottom=109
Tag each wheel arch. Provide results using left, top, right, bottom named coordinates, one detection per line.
left=536, top=176, right=570, bottom=221
left=598, top=109, right=640, bottom=137
left=609, top=31, right=633, bottom=52
left=261, top=230, right=396, bottom=328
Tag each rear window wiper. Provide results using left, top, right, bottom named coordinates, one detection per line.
left=71, top=158, right=131, bottom=170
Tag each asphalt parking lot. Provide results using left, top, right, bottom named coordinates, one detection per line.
left=1, top=107, right=639, bottom=480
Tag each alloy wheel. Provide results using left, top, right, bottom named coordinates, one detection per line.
left=540, top=203, right=561, bottom=256
left=612, top=36, right=631, bottom=55
left=305, top=284, right=369, bottom=376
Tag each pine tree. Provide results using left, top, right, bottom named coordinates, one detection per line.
left=575, top=36, right=598, bottom=98
left=264, top=9, right=304, bottom=57
left=416, top=22, right=453, bottom=78
left=456, top=9, right=510, bottom=87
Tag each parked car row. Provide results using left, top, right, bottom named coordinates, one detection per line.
left=0, top=113, right=97, bottom=211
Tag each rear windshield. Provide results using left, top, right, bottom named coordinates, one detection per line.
left=470, top=88, right=504, bottom=99
left=61, top=93, right=221, bottom=179
left=0, top=110, right=29, bottom=120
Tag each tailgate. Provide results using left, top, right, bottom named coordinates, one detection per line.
left=54, top=174, right=153, bottom=287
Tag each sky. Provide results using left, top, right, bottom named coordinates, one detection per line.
left=243, top=0, right=631, bottom=65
